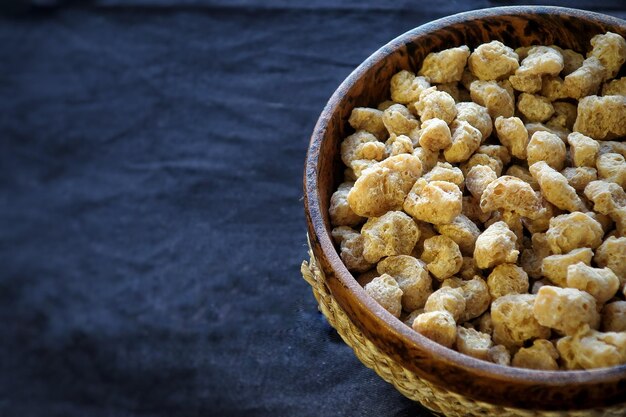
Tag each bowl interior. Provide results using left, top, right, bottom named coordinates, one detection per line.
left=305, top=5, right=626, bottom=410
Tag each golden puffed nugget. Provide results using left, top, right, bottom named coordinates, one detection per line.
left=413, top=310, right=457, bottom=348
left=491, top=294, right=550, bottom=349
left=361, top=211, right=419, bottom=263
left=474, top=221, right=519, bottom=269
left=419, top=45, right=470, bottom=83
left=364, top=274, right=403, bottom=318
left=533, top=286, right=600, bottom=336
left=512, top=339, right=559, bottom=370
left=377, top=255, right=432, bottom=311
left=332, top=226, right=373, bottom=273
left=421, top=235, right=463, bottom=281
left=424, top=286, right=466, bottom=321
left=348, top=154, right=422, bottom=217
left=403, top=179, right=463, bottom=225
left=557, top=328, right=626, bottom=370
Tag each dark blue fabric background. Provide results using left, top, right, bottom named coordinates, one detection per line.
left=1, top=1, right=625, bottom=416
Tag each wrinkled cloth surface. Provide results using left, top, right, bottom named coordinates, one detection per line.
left=1, top=1, right=625, bottom=416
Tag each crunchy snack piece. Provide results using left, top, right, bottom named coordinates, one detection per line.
left=414, top=87, right=457, bottom=124
left=479, top=176, right=542, bottom=219
left=469, top=80, right=515, bottom=119
left=509, top=72, right=542, bottom=93
left=455, top=102, right=493, bottom=140
left=563, top=57, right=605, bottom=99
left=568, top=132, right=599, bottom=167
left=541, top=76, right=567, bottom=102
left=495, top=116, right=529, bottom=159
left=561, top=167, right=598, bottom=192
left=385, top=134, right=413, bottom=157
left=348, top=154, right=423, bottom=217
left=330, top=182, right=364, bottom=227
left=349, top=159, right=377, bottom=178
left=517, top=93, right=555, bottom=122
left=444, top=120, right=482, bottom=163
left=424, top=286, right=466, bottom=321
left=512, top=339, right=559, bottom=370
left=560, top=48, right=585, bottom=75
left=534, top=286, right=600, bottom=335
left=545, top=212, right=603, bottom=254
left=594, top=236, right=626, bottom=288
left=349, top=107, right=388, bottom=140
left=435, top=214, right=480, bottom=256
left=419, top=45, right=470, bottom=83
left=361, top=211, right=420, bottom=263
left=488, top=344, right=511, bottom=366
left=443, top=276, right=490, bottom=322
left=602, top=77, right=626, bottom=95
left=423, top=162, right=464, bottom=189
left=602, top=301, right=626, bottom=332
left=566, top=263, right=620, bottom=304
left=516, top=46, right=564, bottom=77
left=476, top=145, right=511, bottom=166
left=466, top=165, right=497, bottom=200
left=522, top=193, right=562, bottom=234
left=474, top=221, right=519, bottom=269
left=456, top=327, right=493, bottom=360
left=390, top=70, right=431, bottom=104
left=547, top=101, right=577, bottom=131
left=506, top=165, right=539, bottom=190
left=332, top=226, right=373, bottom=272
left=521, top=233, right=552, bottom=279
left=527, top=131, right=567, bottom=171
left=557, top=328, right=626, bottom=369
left=413, top=146, right=439, bottom=172
left=404, top=179, right=463, bottom=225
left=413, top=310, right=457, bottom=348
left=364, top=274, right=403, bottom=318
left=530, top=161, right=587, bottom=212
left=492, top=294, right=551, bottom=349
left=584, top=180, right=626, bottom=215
left=468, top=41, right=519, bottom=81
left=418, top=118, right=452, bottom=151
left=340, top=130, right=385, bottom=167
left=589, top=31, right=626, bottom=79
left=487, top=264, right=529, bottom=299
left=377, top=255, right=433, bottom=311
left=421, top=235, right=463, bottom=280
left=461, top=153, right=503, bottom=177
left=574, top=94, right=626, bottom=140
left=459, top=256, right=481, bottom=281
left=542, top=248, right=594, bottom=286
left=597, top=153, right=626, bottom=188
left=382, top=104, right=420, bottom=136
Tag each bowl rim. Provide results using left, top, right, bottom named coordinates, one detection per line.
left=304, top=4, right=626, bottom=390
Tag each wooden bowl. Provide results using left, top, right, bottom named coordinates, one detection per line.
left=303, top=5, right=626, bottom=414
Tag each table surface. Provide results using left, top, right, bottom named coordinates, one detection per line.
left=1, top=1, right=625, bottom=416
